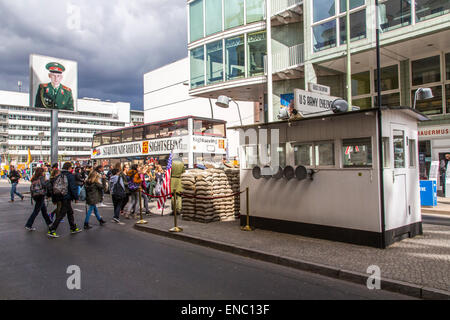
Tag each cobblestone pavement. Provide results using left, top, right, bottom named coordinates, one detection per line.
left=139, top=206, right=450, bottom=293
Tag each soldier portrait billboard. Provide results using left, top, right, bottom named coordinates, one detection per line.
left=30, top=54, right=78, bottom=111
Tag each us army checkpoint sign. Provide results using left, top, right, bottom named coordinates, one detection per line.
left=30, top=54, right=78, bottom=112
left=294, top=88, right=339, bottom=117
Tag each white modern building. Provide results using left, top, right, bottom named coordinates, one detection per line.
left=0, top=89, right=132, bottom=166
left=143, top=57, right=257, bottom=159
left=130, top=110, right=144, bottom=126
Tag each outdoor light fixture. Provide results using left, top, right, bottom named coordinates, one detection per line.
left=413, top=88, right=433, bottom=109
left=331, top=99, right=349, bottom=113
left=216, top=95, right=243, bottom=126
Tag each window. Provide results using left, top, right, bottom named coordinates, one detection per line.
left=393, top=130, right=405, bottom=168
left=446, top=85, right=450, bottom=114
left=412, top=85, right=442, bottom=115
left=379, top=0, right=411, bottom=32
left=382, top=137, right=390, bottom=168
left=339, top=9, right=366, bottom=45
left=374, top=93, right=400, bottom=107
left=409, top=139, right=416, bottom=167
left=190, top=46, right=205, bottom=88
left=93, top=135, right=101, bottom=148
left=352, top=71, right=370, bottom=96
left=225, top=35, right=245, bottom=80
left=415, top=0, right=450, bottom=23
left=122, top=129, right=133, bottom=142
left=353, top=97, right=371, bottom=109
left=205, top=0, right=222, bottom=36
left=293, top=143, right=313, bottom=166
left=189, top=0, right=204, bottom=42
left=246, top=0, right=265, bottom=23
left=374, top=65, right=399, bottom=92
left=206, top=41, right=223, bottom=84
left=111, top=131, right=121, bottom=144
left=133, top=127, right=144, bottom=141
left=446, top=53, right=450, bottom=81
left=339, top=0, right=364, bottom=12
left=224, top=0, right=244, bottom=29
left=247, top=31, right=266, bottom=77
left=102, top=134, right=111, bottom=145
left=242, top=145, right=258, bottom=169
left=313, top=0, right=335, bottom=23
left=194, top=120, right=226, bottom=137
left=313, top=20, right=337, bottom=52
left=412, top=55, right=440, bottom=86
left=145, top=125, right=158, bottom=139
left=315, top=141, right=335, bottom=166
left=342, top=138, right=372, bottom=167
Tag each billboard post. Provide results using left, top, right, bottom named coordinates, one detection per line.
left=51, top=110, right=59, bottom=165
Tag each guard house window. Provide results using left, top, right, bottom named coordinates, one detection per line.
left=315, top=141, right=335, bottom=166
left=409, top=139, right=416, bottom=167
left=342, top=138, right=372, bottom=167
left=382, top=137, right=390, bottom=168
left=206, top=0, right=222, bottom=36
left=190, top=46, right=205, bottom=89
left=242, top=145, right=258, bottom=169
left=111, top=131, right=121, bottom=144
left=247, top=31, right=266, bottom=77
left=415, top=0, right=450, bottom=23
left=224, top=0, right=244, bottom=30
left=261, top=143, right=287, bottom=168
left=225, top=36, right=245, bottom=80
left=189, top=0, right=204, bottom=42
left=122, top=129, right=133, bottom=143
left=206, top=40, right=224, bottom=85
left=293, top=143, right=313, bottom=166
left=393, top=130, right=405, bottom=168
left=378, top=0, right=412, bottom=32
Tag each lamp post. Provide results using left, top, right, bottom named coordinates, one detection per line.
left=215, top=95, right=243, bottom=126
left=413, top=88, right=434, bottom=109
left=38, top=131, right=45, bottom=162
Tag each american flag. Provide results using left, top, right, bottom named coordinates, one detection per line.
left=157, top=152, right=173, bottom=211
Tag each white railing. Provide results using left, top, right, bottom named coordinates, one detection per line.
left=272, top=43, right=304, bottom=73
left=271, top=0, right=303, bottom=16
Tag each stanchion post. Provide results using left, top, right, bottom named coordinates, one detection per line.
left=136, top=188, right=148, bottom=225
left=241, top=187, right=253, bottom=231
left=169, top=192, right=183, bottom=232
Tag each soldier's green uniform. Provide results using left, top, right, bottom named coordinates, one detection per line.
left=35, top=62, right=74, bottom=110
left=170, top=160, right=186, bottom=214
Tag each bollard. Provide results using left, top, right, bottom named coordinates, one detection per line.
left=241, top=187, right=253, bottom=231
left=169, top=192, right=183, bottom=232
left=136, top=188, right=148, bottom=225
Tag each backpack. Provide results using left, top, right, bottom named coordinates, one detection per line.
left=127, top=175, right=139, bottom=192
left=30, top=178, right=46, bottom=197
left=53, top=174, right=68, bottom=196
left=112, top=176, right=126, bottom=198
left=79, top=185, right=87, bottom=201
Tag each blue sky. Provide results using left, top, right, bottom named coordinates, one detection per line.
left=0, top=0, right=188, bottom=110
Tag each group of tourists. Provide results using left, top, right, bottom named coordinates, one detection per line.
left=18, top=161, right=168, bottom=238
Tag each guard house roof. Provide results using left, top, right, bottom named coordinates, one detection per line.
left=229, top=106, right=429, bottom=130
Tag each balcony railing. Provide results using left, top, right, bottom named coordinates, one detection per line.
left=272, top=43, right=304, bottom=73
left=271, top=0, right=303, bottom=16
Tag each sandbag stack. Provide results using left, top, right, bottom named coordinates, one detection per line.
left=180, top=168, right=240, bottom=223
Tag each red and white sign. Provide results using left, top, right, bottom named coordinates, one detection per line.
left=418, top=126, right=450, bottom=138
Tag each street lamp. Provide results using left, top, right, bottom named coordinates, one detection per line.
left=38, top=132, right=45, bottom=162
left=413, top=88, right=433, bottom=109
left=215, top=95, right=243, bottom=126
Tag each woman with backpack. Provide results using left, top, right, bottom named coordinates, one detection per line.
left=124, top=164, right=142, bottom=219
left=84, top=170, right=107, bottom=229
left=109, top=168, right=126, bottom=224
left=25, top=167, right=52, bottom=231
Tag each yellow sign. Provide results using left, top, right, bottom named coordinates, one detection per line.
left=218, top=140, right=225, bottom=149
left=142, top=141, right=149, bottom=154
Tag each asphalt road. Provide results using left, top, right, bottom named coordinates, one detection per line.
left=421, top=214, right=450, bottom=226
left=0, top=182, right=414, bottom=300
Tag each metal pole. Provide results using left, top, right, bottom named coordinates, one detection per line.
left=136, top=188, right=148, bottom=224
left=266, top=0, right=273, bottom=122
left=346, top=0, right=352, bottom=108
left=169, top=192, right=183, bottom=232
left=233, top=100, right=243, bottom=126
left=50, top=110, right=58, bottom=165
left=375, top=0, right=386, bottom=248
left=208, top=98, right=214, bottom=119
left=241, top=187, right=253, bottom=231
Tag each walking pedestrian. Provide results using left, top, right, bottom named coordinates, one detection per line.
left=154, top=165, right=164, bottom=198
left=83, top=170, right=106, bottom=229
left=48, top=165, right=61, bottom=222
left=124, top=164, right=142, bottom=219
left=109, top=168, right=126, bottom=224
left=139, top=165, right=151, bottom=215
left=25, top=167, right=53, bottom=231
left=8, top=165, right=24, bottom=202
left=95, top=165, right=107, bottom=207
left=120, top=164, right=130, bottom=214
left=47, top=162, right=82, bottom=238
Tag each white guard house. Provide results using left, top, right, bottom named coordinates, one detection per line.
left=233, top=107, right=428, bottom=248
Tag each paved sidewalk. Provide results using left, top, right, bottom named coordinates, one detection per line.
left=135, top=210, right=450, bottom=299
left=422, top=197, right=450, bottom=216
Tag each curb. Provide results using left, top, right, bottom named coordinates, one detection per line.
left=134, top=224, right=450, bottom=300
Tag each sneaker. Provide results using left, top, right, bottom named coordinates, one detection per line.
left=83, top=223, right=91, bottom=230
left=99, top=202, right=107, bottom=207
left=25, top=226, right=36, bottom=231
left=112, top=218, right=120, bottom=223
left=47, top=230, right=59, bottom=238
left=8, top=200, right=14, bottom=203
left=21, top=196, right=24, bottom=201
left=99, top=219, right=106, bottom=226
left=70, top=227, right=82, bottom=234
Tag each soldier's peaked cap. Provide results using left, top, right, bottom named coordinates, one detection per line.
left=46, top=62, right=65, bottom=74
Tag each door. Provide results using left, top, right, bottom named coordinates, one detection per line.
left=391, top=125, right=408, bottom=218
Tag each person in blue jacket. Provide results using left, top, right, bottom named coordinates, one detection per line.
left=47, top=162, right=82, bottom=238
